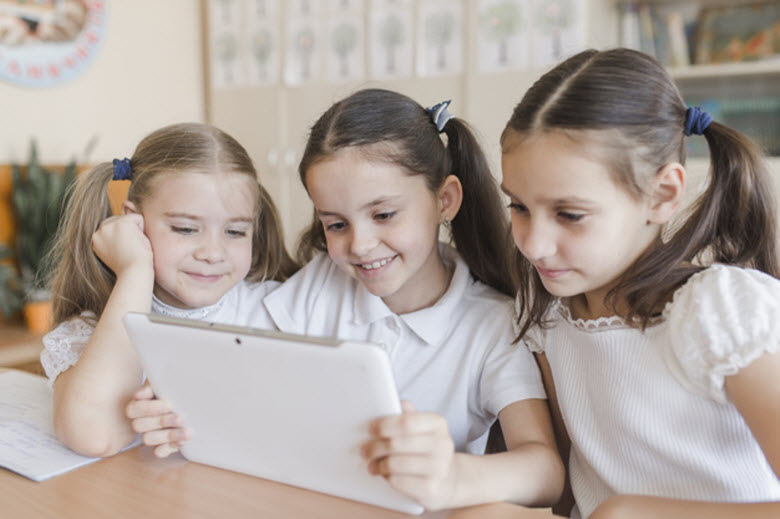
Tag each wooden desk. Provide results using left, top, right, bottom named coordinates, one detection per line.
left=0, top=447, right=555, bottom=519
left=0, top=323, right=44, bottom=373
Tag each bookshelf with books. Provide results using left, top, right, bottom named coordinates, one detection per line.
left=616, top=0, right=780, bottom=159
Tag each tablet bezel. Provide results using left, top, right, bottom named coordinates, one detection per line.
left=123, top=312, right=424, bottom=515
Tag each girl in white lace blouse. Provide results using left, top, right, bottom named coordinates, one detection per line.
left=41, top=123, right=297, bottom=458
left=500, top=49, right=779, bottom=519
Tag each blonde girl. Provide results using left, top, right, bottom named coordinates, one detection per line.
left=42, top=122, right=296, bottom=458
left=501, top=48, right=779, bottom=519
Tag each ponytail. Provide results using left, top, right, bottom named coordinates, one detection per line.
left=47, top=163, right=116, bottom=325
left=615, top=122, right=779, bottom=325
left=702, top=123, right=778, bottom=273
left=443, top=119, right=516, bottom=297
left=249, top=184, right=299, bottom=282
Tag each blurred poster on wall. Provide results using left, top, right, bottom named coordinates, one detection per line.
left=476, top=0, right=528, bottom=73
left=246, top=0, right=280, bottom=86
left=369, top=0, right=413, bottom=80
left=325, top=0, right=364, bottom=83
left=284, top=0, right=322, bottom=85
left=416, top=0, right=463, bottom=77
left=530, top=0, right=586, bottom=67
left=0, top=0, right=108, bottom=88
left=209, top=0, right=245, bottom=89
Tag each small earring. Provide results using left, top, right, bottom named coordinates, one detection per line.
left=442, top=217, right=452, bottom=229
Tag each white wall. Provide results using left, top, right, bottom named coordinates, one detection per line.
left=0, top=1, right=204, bottom=164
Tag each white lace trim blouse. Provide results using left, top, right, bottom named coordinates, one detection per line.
left=520, top=265, right=780, bottom=518
left=40, top=280, right=279, bottom=384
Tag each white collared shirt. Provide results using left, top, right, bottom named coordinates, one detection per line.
left=263, top=245, right=545, bottom=454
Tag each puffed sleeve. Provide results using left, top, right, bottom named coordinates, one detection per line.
left=40, top=313, right=96, bottom=385
left=663, top=265, right=780, bottom=404
left=523, top=331, right=545, bottom=354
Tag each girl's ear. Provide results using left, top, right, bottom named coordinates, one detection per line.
left=647, top=162, right=685, bottom=225
left=121, top=200, right=139, bottom=215
left=437, top=175, right=463, bottom=223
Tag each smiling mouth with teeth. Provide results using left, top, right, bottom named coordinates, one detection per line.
left=358, top=256, right=396, bottom=270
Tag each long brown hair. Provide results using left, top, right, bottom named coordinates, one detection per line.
left=47, top=122, right=297, bottom=325
left=502, top=48, right=778, bottom=337
left=297, top=88, right=516, bottom=297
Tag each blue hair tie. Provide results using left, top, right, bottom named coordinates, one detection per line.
left=425, top=99, right=454, bottom=133
left=112, top=157, right=132, bottom=181
left=684, top=106, right=712, bottom=136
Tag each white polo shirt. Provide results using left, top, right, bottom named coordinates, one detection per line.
left=263, top=245, right=546, bottom=454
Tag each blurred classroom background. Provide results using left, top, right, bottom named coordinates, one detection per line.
left=0, top=0, right=778, bottom=357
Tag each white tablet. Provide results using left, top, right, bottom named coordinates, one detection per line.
left=123, top=312, right=423, bottom=515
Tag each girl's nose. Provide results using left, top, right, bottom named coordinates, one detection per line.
left=515, top=219, right=556, bottom=262
left=349, top=225, right=378, bottom=257
left=194, top=233, right=226, bottom=263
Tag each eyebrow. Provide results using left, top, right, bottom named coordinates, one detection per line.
left=499, top=185, right=597, bottom=207
left=163, top=212, right=254, bottom=223
left=316, top=196, right=402, bottom=217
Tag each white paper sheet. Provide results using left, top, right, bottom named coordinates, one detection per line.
left=0, top=370, right=99, bottom=481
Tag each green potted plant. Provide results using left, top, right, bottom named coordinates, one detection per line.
left=11, top=140, right=77, bottom=332
left=0, top=242, right=23, bottom=319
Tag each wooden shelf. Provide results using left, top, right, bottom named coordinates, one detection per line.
left=614, top=0, right=774, bottom=9
left=669, top=59, right=780, bottom=80
left=0, top=323, right=44, bottom=370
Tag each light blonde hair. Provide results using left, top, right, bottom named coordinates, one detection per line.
left=47, top=122, right=297, bottom=326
